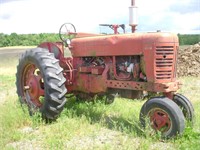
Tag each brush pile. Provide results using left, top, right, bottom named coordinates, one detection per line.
left=177, top=42, right=200, bottom=77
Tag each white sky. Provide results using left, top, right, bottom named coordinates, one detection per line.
left=0, top=0, right=199, bottom=34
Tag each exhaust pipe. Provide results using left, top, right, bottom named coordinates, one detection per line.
left=129, top=0, right=138, bottom=33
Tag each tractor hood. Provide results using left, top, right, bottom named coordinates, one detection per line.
left=70, top=32, right=179, bottom=57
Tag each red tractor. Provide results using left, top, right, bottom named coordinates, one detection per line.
left=16, top=22, right=194, bottom=138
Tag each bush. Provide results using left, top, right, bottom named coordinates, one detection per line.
left=0, top=33, right=60, bottom=47
left=0, top=33, right=199, bottom=47
left=178, top=34, right=200, bottom=45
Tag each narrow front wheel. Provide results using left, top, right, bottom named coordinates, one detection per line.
left=140, top=97, right=185, bottom=138
left=173, top=93, right=194, bottom=122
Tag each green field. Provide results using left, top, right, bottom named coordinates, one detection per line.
left=0, top=48, right=200, bottom=149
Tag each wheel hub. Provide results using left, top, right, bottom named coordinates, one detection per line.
left=23, top=64, right=44, bottom=107
left=27, top=75, right=44, bottom=100
left=149, top=109, right=171, bottom=132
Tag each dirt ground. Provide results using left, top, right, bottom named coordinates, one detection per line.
left=0, top=47, right=30, bottom=59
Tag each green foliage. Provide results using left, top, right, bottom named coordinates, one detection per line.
left=0, top=33, right=60, bottom=47
left=0, top=33, right=200, bottom=47
left=178, top=34, right=200, bottom=45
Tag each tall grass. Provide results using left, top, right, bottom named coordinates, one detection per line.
left=0, top=56, right=200, bottom=149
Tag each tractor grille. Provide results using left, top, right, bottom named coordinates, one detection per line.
left=155, top=46, right=174, bottom=80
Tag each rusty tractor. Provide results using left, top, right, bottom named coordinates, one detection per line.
left=16, top=1, right=194, bottom=138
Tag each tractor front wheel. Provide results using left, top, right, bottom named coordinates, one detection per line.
left=140, top=97, right=185, bottom=138
left=16, top=48, right=67, bottom=120
left=173, top=93, right=194, bottom=122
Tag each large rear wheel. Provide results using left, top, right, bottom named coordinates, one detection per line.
left=140, top=97, right=185, bottom=138
left=16, top=48, right=67, bottom=120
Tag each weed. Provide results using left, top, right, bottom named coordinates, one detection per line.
left=0, top=56, right=200, bottom=149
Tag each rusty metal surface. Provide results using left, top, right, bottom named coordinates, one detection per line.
left=38, top=42, right=64, bottom=59
left=70, top=32, right=178, bottom=57
left=40, top=32, right=179, bottom=95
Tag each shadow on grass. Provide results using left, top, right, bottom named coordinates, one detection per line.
left=62, top=96, right=145, bottom=137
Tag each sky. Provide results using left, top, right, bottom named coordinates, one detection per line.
left=0, top=0, right=199, bottom=34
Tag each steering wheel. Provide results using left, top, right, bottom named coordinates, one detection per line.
left=59, top=23, right=76, bottom=43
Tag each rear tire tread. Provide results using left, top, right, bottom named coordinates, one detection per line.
left=16, top=48, right=67, bottom=120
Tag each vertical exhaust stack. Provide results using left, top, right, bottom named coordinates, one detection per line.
left=129, top=0, right=138, bottom=33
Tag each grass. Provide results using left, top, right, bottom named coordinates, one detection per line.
left=0, top=52, right=200, bottom=149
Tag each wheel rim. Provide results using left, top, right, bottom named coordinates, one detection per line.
left=22, top=63, right=45, bottom=108
left=148, top=108, right=172, bottom=133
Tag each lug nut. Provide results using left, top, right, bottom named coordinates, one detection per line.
left=24, top=86, right=30, bottom=90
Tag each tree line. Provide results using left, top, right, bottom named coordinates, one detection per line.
left=178, top=34, right=200, bottom=45
left=0, top=33, right=199, bottom=47
left=0, top=33, right=60, bottom=47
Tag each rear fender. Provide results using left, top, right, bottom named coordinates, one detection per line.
left=38, top=42, right=64, bottom=59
